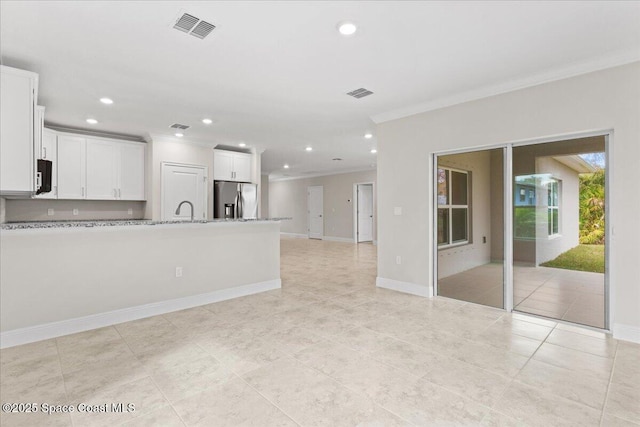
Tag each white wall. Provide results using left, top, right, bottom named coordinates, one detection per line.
left=269, top=169, right=377, bottom=241
left=1, top=222, right=281, bottom=338
left=148, top=137, right=214, bottom=221
left=377, top=62, right=640, bottom=341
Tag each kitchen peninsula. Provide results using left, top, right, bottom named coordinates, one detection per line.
left=0, top=218, right=284, bottom=348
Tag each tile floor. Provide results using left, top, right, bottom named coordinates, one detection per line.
left=438, top=262, right=605, bottom=328
left=1, top=237, right=638, bottom=426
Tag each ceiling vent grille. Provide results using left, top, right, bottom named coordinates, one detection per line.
left=170, top=123, right=190, bottom=130
left=173, top=13, right=216, bottom=39
left=346, top=88, right=374, bottom=99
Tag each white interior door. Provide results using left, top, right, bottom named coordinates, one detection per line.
left=308, top=185, right=323, bottom=239
left=161, top=163, right=207, bottom=221
left=357, top=184, right=374, bottom=242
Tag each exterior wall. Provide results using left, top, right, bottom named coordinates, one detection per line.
left=437, top=151, right=492, bottom=278
left=534, top=157, right=580, bottom=264
left=269, top=169, right=377, bottom=241
left=376, top=62, right=640, bottom=339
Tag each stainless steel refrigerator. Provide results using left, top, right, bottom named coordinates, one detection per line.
left=214, top=181, right=258, bottom=219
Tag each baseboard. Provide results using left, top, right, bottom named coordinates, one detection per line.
left=280, top=232, right=308, bottom=239
left=376, top=277, right=430, bottom=297
left=613, top=323, right=640, bottom=344
left=0, top=279, right=281, bottom=349
left=323, top=235, right=353, bottom=243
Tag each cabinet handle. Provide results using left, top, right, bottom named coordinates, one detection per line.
left=114, top=188, right=117, bottom=198
left=82, top=187, right=85, bottom=198
left=118, top=189, right=121, bottom=198
left=54, top=186, right=57, bottom=197
left=43, top=147, right=47, bottom=159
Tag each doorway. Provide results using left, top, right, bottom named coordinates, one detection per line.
left=308, top=185, right=323, bottom=239
left=161, top=162, right=208, bottom=221
left=355, top=183, right=374, bottom=243
left=433, top=133, right=609, bottom=329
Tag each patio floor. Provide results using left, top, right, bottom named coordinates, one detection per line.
left=438, top=263, right=605, bottom=329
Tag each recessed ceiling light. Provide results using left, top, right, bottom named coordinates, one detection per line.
left=337, top=21, right=357, bottom=36
left=305, top=147, right=313, bottom=152
left=86, top=118, right=98, bottom=124
left=370, top=149, right=377, bottom=154
left=175, top=132, right=184, bottom=137
left=238, top=143, right=246, bottom=147
left=284, top=164, right=290, bottom=169
left=364, top=133, right=373, bottom=139
left=99, top=97, right=113, bottom=105
left=202, top=118, right=213, bottom=124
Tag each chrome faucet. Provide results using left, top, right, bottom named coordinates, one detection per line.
left=175, top=200, right=194, bottom=221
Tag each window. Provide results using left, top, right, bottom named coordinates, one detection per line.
left=437, top=167, right=469, bottom=247
left=547, top=179, right=559, bottom=236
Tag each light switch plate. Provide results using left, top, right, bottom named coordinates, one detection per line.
left=128, top=208, right=133, bottom=215
left=394, top=207, right=402, bottom=216
left=47, top=208, right=54, bottom=216
left=72, top=209, right=79, bottom=216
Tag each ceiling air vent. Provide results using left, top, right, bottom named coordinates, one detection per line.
left=346, top=88, right=374, bottom=99
left=170, top=123, right=190, bottom=130
left=173, top=13, right=216, bottom=39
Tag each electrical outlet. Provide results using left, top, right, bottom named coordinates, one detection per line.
left=128, top=208, right=133, bottom=215
left=394, top=207, right=402, bottom=216
left=47, top=208, right=54, bottom=216
left=396, top=256, right=402, bottom=265
left=175, top=267, right=183, bottom=278
left=72, top=209, right=79, bottom=216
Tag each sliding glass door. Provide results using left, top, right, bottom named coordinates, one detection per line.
left=434, top=134, right=608, bottom=329
left=436, top=148, right=505, bottom=309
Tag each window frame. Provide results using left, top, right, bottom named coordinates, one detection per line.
left=437, top=166, right=470, bottom=249
left=547, top=178, right=560, bottom=238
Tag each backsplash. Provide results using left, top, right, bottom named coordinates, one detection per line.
left=3, top=199, right=146, bottom=222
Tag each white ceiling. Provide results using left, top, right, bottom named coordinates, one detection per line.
left=1, top=1, right=639, bottom=180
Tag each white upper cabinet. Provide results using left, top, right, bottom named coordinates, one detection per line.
left=213, top=149, right=252, bottom=182
left=233, top=153, right=252, bottom=182
left=55, top=131, right=146, bottom=200
left=0, top=65, right=38, bottom=197
left=118, top=142, right=145, bottom=200
left=86, top=138, right=118, bottom=200
left=35, top=129, right=58, bottom=199
left=57, top=135, right=87, bottom=199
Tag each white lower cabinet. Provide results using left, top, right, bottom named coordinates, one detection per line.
left=55, top=131, right=145, bottom=200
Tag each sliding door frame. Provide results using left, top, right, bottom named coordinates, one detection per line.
left=431, top=128, right=612, bottom=331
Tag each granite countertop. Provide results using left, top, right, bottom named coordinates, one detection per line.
left=1, top=218, right=289, bottom=230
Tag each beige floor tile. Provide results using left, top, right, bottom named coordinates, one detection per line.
left=605, top=382, right=640, bottom=424
left=69, top=377, right=167, bottom=427
left=424, top=358, right=512, bottom=406
left=293, top=340, right=368, bottom=377
left=120, top=406, right=185, bottom=427
left=0, top=410, right=72, bottom=427
left=516, top=359, right=608, bottom=410
left=601, top=413, right=640, bottom=427
left=330, top=326, right=401, bottom=353
left=545, top=328, right=617, bottom=358
left=370, top=339, right=450, bottom=378
left=150, top=355, right=235, bottom=404
left=0, top=339, right=58, bottom=367
left=481, top=410, right=527, bottom=426
left=243, top=356, right=407, bottom=426
left=135, top=343, right=209, bottom=374
left=532, top=342, right=614, bottom=382
left=454, top=340, right=530, bottom=378
left=492, top=381, right=601, bottom=426
left=1, top=353, right=62, bottom=388
left=172, top=376, right=296, bottom=427
left=63, top=359, right=148, bottom=400
left=58, top=339, right=138, bottom=374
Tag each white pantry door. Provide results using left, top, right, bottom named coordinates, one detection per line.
left=357, top=184, right=374, bottom=242
left=308, top=185, right=324, bottom=239
left=161, top=162, right=207, bottom=221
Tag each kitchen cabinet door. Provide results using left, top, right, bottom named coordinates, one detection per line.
left=86, top=138, right=118, bottom=200
left=118, top=142, right=145, bottom=200
left=233, top=152, right=252, bottom=182
left=35, top=129, right=58, bottom=199
left=0, top=66, right=37, bottom=196
left=57, top=135, right=86, bottom=199
left=213, top=150, right=234, bottom=181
